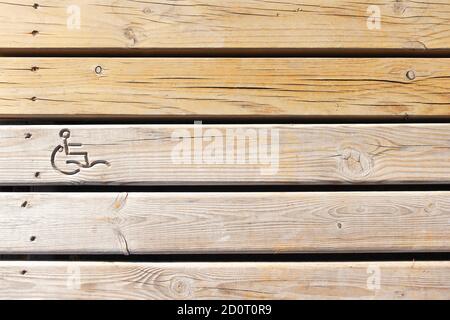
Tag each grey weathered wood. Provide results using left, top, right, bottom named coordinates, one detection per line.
left=1, top=124, right=450, bottom=185
left=1, top=261, right=449, bottom=299
left=1, top=192, right=450, bottom=254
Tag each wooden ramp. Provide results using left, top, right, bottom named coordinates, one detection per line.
left=0, top=0, right=449, bottom=300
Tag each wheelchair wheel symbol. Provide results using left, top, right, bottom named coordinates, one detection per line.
left=51, top=129, right=110, bottom=175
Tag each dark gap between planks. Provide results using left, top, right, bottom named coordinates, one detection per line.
left=3, top=184, right=450, bottom=193
left=0, top=253, right=449, bottom=262
left=1, top=48, right=450, bottom=58
left=2, top=117, right=450, bottom=125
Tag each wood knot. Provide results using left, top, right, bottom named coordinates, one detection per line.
left=424, top=202, right=436, bottom=214
left=337, top=147, right=373, bottom=180
left=170, top=276, right=193, bottom=298
left=393, top=0, right=407, bottom=15
left=123, top=27, right=138, bottom=46
left=112, top=193, right=128, bottom=212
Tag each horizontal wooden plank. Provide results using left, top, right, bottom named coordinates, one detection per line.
left=1, top=124, right=450, bottom=185
left=0, top=261, right=449, bottom=299
left=1, top=1, right=449, bottom=50
left=0, top=58, right=449, bottom=118
left=1, top=192, right=449, bottom=254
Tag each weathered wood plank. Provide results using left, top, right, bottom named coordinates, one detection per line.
left=0, top=261, right=449, bottom=299
left=1, top=192, right=449, bottom=254
left=1, top=124, right=450, bottom=185
left=0, top=1, right=449, bottom=50
left=0, top=58, right=449, bottom=118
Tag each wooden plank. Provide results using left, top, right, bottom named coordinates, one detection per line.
left=0, top=1, right=449, bottom=50
left=0, top=261, right=449, bottom=299
left=1, top=124, right=450, bottom=185
left=0, top=58, right=449, bottom=118
left=1, top=192, right=449, bottom=254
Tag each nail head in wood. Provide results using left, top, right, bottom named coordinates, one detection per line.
left=406, top=70, right=416, bottom=80
left=95, top=66, right=103, bottom=75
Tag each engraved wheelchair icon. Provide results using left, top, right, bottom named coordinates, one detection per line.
left=51, top=129, right=110, bottom=175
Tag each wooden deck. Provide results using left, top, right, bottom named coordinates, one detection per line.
left=0, top=0, right=449, bottom=300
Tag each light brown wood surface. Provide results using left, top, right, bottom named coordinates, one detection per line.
left=0, top=58, right=449, bottom=118
left=1, top=1, right=449, bottom=50
left=1, top=192, right=449, bottom=254
left=0, top=261, right=449, bottom=299
left=1, top=124, right=450, bottom=185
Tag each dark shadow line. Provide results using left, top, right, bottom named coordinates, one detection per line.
left=1, top=48, right=450, bottom=58
left=1, top=253, right=449, bottom=262
left=2, top=116, right=450, bottom=125
left=3, top=184, right=450, bottom=193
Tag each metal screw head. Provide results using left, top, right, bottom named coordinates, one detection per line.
left=406, top=70, right=416, bottom=80
left=95, top=66, right=103, bottom=75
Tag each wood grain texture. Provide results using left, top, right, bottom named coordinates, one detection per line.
left=1, top=192, right=449, bottom=254
left=0, top=261, right=449, bottom=299
left=0, top=1, right=449, bottom=50
left=1, top=124, right=450, bottom=185
left=0, top=58, right=449, bottom=118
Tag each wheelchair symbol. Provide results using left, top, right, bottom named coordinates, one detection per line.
left=51, top=129, right=110, bottom=175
